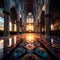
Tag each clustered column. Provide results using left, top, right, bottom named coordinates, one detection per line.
left=4, top=0, right=10, bottom=36
left=45, top=0, right=51, bottom=37
left=16, top=22, right=20, bottom=34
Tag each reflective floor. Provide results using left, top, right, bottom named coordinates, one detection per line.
left=0, top=33, right=60, bottom=60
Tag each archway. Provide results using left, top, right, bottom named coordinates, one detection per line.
left=10, top=7, right=18, bottom=23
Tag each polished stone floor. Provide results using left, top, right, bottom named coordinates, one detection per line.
left=0, top=33, right=60, bottom=60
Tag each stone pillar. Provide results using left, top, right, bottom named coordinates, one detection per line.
left=13, top=21, right=16, bottom=32
left=40, top=23, right=42, bottom=34
left=12, top=23, right=14, bottom=32
left=45, top=0, right=51, bottom=36
left=37, top=0, right=43, bottom=34
left=16, top=12, right=20, bottom=34
left=19, top=18, right=22, bottom=33
left=3, top=1, right=10, bottom=57
left=16, top=22, right=20, bottom=34
left=4, top=14, right=10, bottom=36
left=39, top=11, right=42, bottom=34
left=4, top=0, right=10, bottom=36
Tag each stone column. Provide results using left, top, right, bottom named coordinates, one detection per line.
left=4, top=14, right=10, bottom=36
left=4, top=0, right=10, bottom=36
left=37, top=0, right=43, bottom=34
left=39, top=11, right=42, bottom=34
left=45, top=0, right=51, bottom=36
left=40, top=22, right=42, bottom=34
left=16, top=13, right=20, bottom=34
left=20, top=18, right=22, bottom=33
left=12, top=22, right=14, bottom=32
left=16, top=22, right=20, bottom=34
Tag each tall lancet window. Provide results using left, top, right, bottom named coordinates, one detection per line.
left=26, top=12, right=34, bottom=32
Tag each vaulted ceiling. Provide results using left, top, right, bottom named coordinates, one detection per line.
left=0, top=0, right=60, bottom=12
left=0, top=0, right=60, bottom=16
left=23, top=0, right=36, bottom=14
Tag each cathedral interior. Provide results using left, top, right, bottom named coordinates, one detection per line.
left=0, top=0, right=60, bottom=60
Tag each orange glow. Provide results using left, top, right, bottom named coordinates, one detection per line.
left=26, top=33, right=35, bottom=43
left=21, top=33, right=40, bottom=43
left=26, top=24, right=34, bottom=32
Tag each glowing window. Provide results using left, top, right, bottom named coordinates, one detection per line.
left=26, top=24, right=34, bottom=32
left=26, top=17, right=34, bottom=23
left=0, top=17, right=4, bottom=31
left=9, top=21, right=12, bottom=31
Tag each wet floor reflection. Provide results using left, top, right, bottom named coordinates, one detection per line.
left=0, top=39, right=4, bottom=59
left=9, top=38, right=12, bottom=47
left=0, top=33, right=51, bottom=60
left=14, top=36, right=16, bottom=45
left=11, top=40, right=49, bottom=60
left=21, top=54, right=40, bottom=60
left=0, top=33, right=60, bottom=60
left=0, top=35, right=21, bottom=60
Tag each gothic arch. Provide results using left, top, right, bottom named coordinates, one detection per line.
left=10, top=7, right=18, bottom=23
